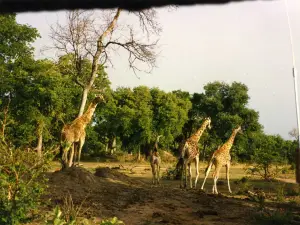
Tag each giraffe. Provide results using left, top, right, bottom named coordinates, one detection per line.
left=60, top=94, right=106, bottom=169
left=201, top=126, right=242, bottom=194
left=179, top=117, right=212, bottom=189
left=149, top=135, right=162, bottom=185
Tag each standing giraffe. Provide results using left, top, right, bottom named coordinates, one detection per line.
left=179, top=117, right=212, bottom=189
left=201, top=126, right=242, bottom=194
left=150, top=135, right=162, bottom=185
left=60, top=94, right=106, bottom=169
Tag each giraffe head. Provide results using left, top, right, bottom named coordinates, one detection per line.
left=234, top=126, right=243, bottom=134
left=157, top=135, right=163, bottom=141
left=93, top=94, right=106, bottom=104
left=204, top=117, right=212, bottom=129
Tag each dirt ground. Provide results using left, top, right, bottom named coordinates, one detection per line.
left=42, top=162, right=300, bottom=225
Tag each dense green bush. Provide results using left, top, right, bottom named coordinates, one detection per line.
left=0, top=143, right=52, bottom=225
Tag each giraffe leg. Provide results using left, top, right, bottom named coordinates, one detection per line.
left=184, top=163, right=188, bottom=188
left=226, top=162, right=232, bottom=194
left=73, top=143, right=78, bottom=166
left=151, top=163, right=155, bottom=185
left=157, top=164, right=160, bottom=184
left=61, top=142, right=71, bottom=169
left=180, top=162, right=186, bottom=188
left=77, top=134, right=86, bottom=166
left=194, top=155, right=200, bottom=188
left=188, top=163, right=192, bottom=189
left=201, top=162, right=213, bottom=191
left=61, top=146, right=70, bottom=169
left=68, top=143, right=75, bottom=167
left=213, top=167, right=221, bottom=194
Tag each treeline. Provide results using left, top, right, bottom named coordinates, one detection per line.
left=0, top=14, right=297, bottom=166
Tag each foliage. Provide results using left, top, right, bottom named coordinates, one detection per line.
left=248, top=134, right=286, bottom=180
left=92, top=86, right=192, bottom=156
left=254, top=208, right=294, bottom=225
left=0, top=13, right=40, bottom=143
left=0, top=14, right=39, bottom=62
left=0, top=143, right=52, bottom=225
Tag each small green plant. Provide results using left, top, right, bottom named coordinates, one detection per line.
left=45, top=193, right=91, bottom=225
left=100, top=217, right=124, bottom=225
left=275, top=184, right=286, bottom=202
left=60, top=192, right=89, bottom=223
left=45, top=206, right=76, bottom=225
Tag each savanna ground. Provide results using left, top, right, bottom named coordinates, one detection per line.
left=30, top=156, right=300, bottom=225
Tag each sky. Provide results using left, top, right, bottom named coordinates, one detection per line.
left=16, top=0, right=300, bottom=140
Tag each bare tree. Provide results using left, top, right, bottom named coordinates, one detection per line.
left=289, top=128, right=299, bottom=141
left=49, top=8, right=161, bottom=117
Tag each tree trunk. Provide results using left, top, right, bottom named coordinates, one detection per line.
left=36, top=132, right=43, bottom=158
left=77, top=9, right=121, bottom=118
left=137, top=149, right=141, bottom=161
left=111, top=136, right=116, bottom=154
left=296, top=148, right=300, bottom=183
left=0, top=96, right=11, bottom=142
left=105, top=143, right=109, bottom=153
left=78, top=88, right=89, bottom=117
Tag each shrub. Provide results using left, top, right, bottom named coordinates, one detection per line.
left=250, top=134, right=285, bottom=181
left=0, top=143, right=53, bottom=225
left=235, top=176, right=252, bottom=195
left=254, top=208, right=294, bottom=225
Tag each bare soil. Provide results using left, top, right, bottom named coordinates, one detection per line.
left=43, top=164, right=266, bottom=225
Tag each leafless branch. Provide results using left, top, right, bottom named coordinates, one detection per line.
left=49, top=8, right=160, bottom=76
left=49, top=8, right=161, bottom=118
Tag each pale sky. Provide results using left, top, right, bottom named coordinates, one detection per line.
left=16, top=0, right=300, bottom=140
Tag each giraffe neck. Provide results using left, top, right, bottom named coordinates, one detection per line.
left=79, top=102, right=98, bottom=126
left=223, top=131, right=238, bottom=153
left=189, top=121, right=208, bottom=143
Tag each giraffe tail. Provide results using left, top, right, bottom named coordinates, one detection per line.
left=176, top=157, right=184, bottom=171
left=204, top=156, right=215, bottom=174
left=175, top=157, right=184, bottom=179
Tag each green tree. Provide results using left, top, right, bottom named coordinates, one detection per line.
left=250, top=134, right=285, bottom=180
left=0, top=14, right=39, bottom=142
left=189, top=81, right=262, bottom=161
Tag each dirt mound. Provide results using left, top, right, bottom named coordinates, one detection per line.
left=160, top=150, right=177, bottom=163
left=50, top=167, right=96, bottom=186
left=95, top=167, right=144, bottom=185
left=44, top=166, right=148, bottom=218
